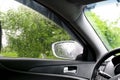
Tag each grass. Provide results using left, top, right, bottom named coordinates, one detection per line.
left=1, top=52, right=60, bottom=59
left=1, top=52, right=18, bottom=57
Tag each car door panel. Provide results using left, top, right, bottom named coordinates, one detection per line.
left=1, top=69, right=87, bottom=80
left=0, top=58, right=95, bottom=79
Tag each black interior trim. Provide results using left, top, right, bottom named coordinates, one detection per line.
left=0, top=63, right=88, bottom=80
left=0, top=58, right=95, bottom=78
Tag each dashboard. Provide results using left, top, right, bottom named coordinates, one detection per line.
left=112, top=55, right=120, bottom=75
left=98, top=55, right=120, bottom=80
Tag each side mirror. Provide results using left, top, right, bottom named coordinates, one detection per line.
left=52, top=40, right=83, bottom=59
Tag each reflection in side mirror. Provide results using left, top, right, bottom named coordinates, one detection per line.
left=52, top=40, right=83, bottom=59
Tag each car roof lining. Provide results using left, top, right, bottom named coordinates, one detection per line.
left=15, top=0, right=105, bottom=22
left=67, top=0, right=105, bottom=5
left=34, top=0, right=104, bottom=21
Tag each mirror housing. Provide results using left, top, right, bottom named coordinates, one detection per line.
left=52, top=40, right=83, bottom=59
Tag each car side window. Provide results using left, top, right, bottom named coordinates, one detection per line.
left=0, top=0, right=83, bottom=60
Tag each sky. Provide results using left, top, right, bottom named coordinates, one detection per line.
left=91, top=1, right=120, bottom=22
left=0, top=0, right=21, bottom=47
left=0, top=0, right=21, bottom=12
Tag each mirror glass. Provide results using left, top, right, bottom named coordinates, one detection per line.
left=52, top=40, right=83, bottom=59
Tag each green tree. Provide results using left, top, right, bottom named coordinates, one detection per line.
left=85, top=11, right=120, bottom=50
left=1, top=7, right=70, bottom=58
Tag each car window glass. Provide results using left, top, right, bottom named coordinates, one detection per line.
left=85, top=0, right=120, bottom=51
left=0, top=0, right=83, bottom=60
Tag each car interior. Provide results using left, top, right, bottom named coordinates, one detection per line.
left=0, top=0, right=120, bottom=80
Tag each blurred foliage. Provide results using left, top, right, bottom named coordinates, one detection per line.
left=0, top=6, right=71, bottom=58
left=85, top=11, right=120, bottom=50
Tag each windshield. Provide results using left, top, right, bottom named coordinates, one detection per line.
left=85, top=0, right=120, bottom=51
